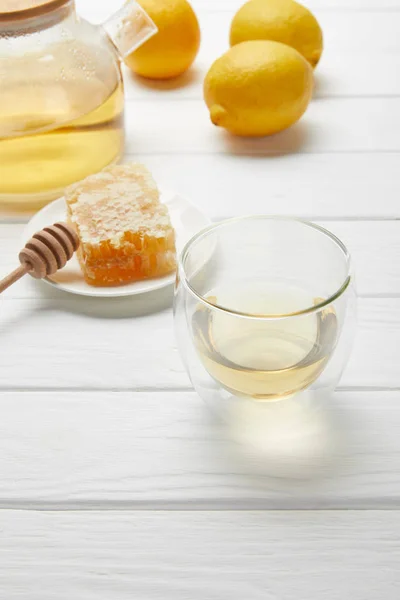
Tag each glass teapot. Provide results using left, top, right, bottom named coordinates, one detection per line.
left=0, top=0, right=156, bottom=209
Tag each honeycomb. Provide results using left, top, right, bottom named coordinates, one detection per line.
left=65, top=163, right=176, bottom=286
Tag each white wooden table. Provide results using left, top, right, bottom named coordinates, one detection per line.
left=1, top=0, right=400, bottom=597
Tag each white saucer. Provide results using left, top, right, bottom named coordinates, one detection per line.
left=23, top=189, right=210, bottom=297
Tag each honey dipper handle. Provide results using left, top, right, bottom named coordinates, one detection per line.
left=0, top=264, right=30, bottom=294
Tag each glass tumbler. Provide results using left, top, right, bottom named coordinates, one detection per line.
left=174, top=217, right=356, bottom=449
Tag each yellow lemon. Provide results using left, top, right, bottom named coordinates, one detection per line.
left=230, top=0, right=323, bottom=68
left=204, top=41, right=313, bottom=137
left=124, top=0, right=200, bottom=80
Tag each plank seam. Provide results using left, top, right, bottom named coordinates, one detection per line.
left=0, top=505, right=399, bottom=512
left=122, top=150, right=400, bottom=156
left=123, top=95, right=400, bottom=102
left=1, top=216, right=400, bottom=226
left=0, top=385, right=399, bottom=393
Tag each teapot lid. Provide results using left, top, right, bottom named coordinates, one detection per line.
left=0, top=0, right=68, bottom=20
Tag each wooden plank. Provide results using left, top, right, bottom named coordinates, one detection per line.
left=1, top=221, right=399, bottom=298
left=0, top=295, right=182, bottom=390
left=124, top=52, right=400, bottom=100
left=123, top=11, right=400, bottom=99
left=0, top=510, right=399, bottom=599
left=0, top=391, right=399, bottom=508
left=124, top=98, right=400, bottom=155
left=0, top=297, right=397, bottom=390
left=137, top=153, right=400, bottom=220
left=1, top=154, right=400, bottom=223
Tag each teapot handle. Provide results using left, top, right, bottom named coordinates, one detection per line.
left=102, top=0, right=157, bottom=59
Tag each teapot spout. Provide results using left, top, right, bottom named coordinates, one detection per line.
left=102, top=0, right=157, bottom=59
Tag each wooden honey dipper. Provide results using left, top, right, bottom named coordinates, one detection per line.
left=0, top=222, right=80, bottom=294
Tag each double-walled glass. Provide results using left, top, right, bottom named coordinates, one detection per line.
left=174, top=217, right=356, bottom=428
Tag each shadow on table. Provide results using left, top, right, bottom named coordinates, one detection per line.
left=126, top=66, right=201, bottom=92
left=30, top=280, right=174, bottom=318
left=219, top=119, right=311, bottom=157
left=313, top=71, right=331, bottom=99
